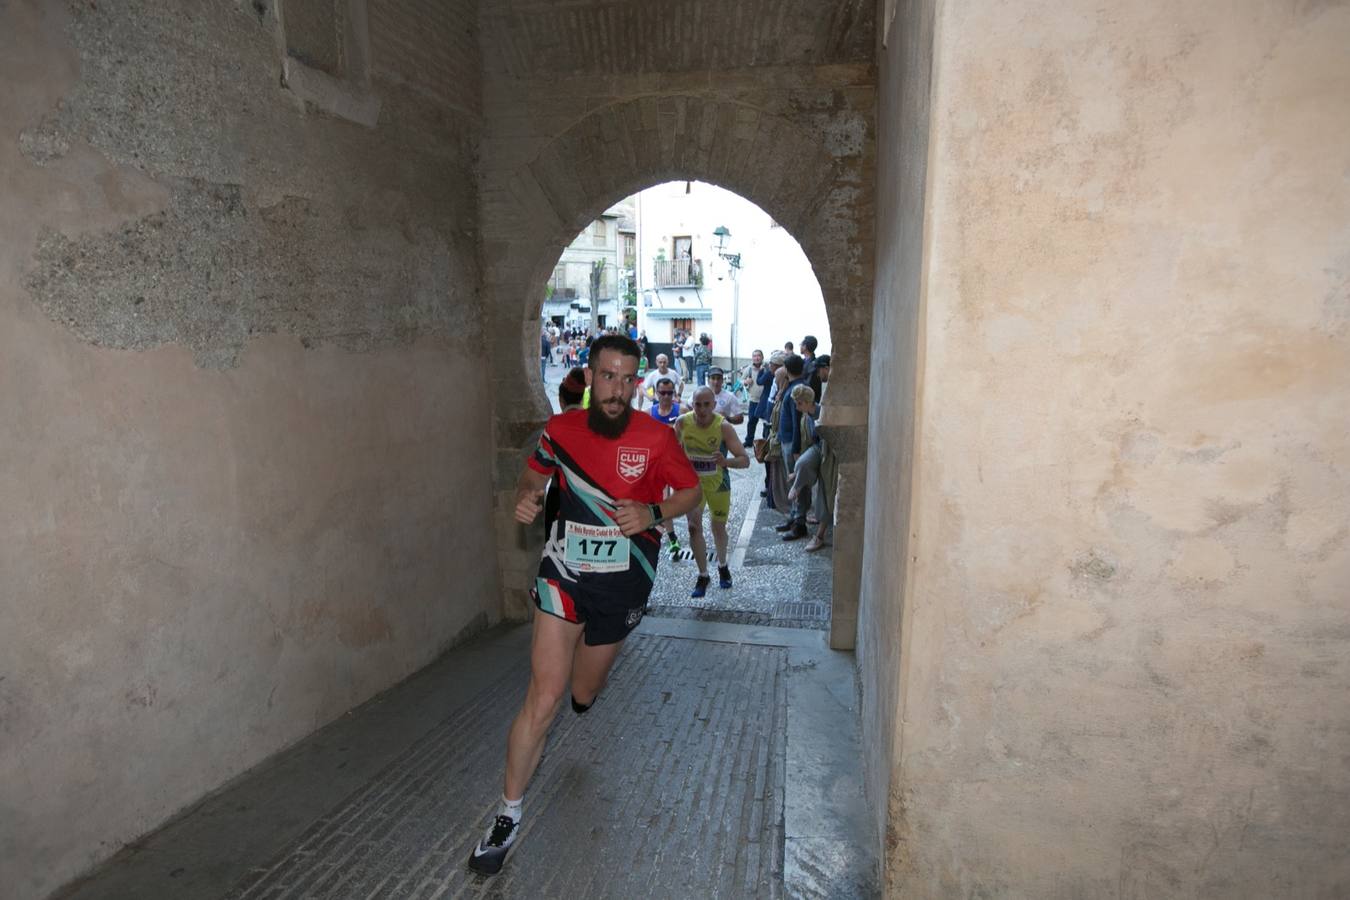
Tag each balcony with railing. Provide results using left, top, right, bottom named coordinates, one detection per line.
left=653, top=258, right=702, bottom=288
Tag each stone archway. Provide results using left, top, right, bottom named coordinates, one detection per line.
left=483, top=92, right=874, bottom=650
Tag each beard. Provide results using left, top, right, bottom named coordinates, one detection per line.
left=587, top=399, right=631, bottom=439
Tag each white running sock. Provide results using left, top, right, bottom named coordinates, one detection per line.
left=500, top=795, right=523, bottom=822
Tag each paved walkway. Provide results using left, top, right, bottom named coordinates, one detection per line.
left=56, top=621, right=877, bottom=900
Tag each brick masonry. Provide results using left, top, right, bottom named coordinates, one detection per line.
left=370, top=0, right=480, bottom=114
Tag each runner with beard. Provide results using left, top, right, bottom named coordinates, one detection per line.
left=468, top=334, right=702, bottom=877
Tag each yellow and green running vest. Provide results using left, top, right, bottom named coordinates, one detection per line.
left=677, top=412, right=730, bottom=491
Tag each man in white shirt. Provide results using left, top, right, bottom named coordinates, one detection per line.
left=706, top=367, right=744, bottom=425
left=638, top=354, right=684, bottom=409
left=680, top=332, right=697, bottom=381
left=739, top=350, right=767, bottom=443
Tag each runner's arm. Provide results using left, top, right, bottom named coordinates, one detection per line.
left=614, top=485, right=701, bottom=536
left=722, top=397, right=744, bottom=425
left=513, top=466, right=550, bottom=524
left=660, top=485, right=703, bottom=521
left=717, top=423, right=751, bottom=469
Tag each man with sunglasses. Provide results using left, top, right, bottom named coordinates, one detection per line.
left=648, top=377, right=682, bottom=426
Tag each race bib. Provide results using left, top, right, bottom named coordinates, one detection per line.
left=690, top=454, right=721, bottom=475
left=564, top=522, right=630, bottom=573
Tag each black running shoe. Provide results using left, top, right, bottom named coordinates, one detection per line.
left=718, top=565, right=732, bottom=589
left=691, top=574, right=711, bottom=598
left=468, top=815, right=519, bottom=875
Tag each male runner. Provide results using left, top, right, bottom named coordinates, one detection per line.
left=675, top=386, right=751, bottom=598
left=647, top=377, right=682, bottom=426
left=647, top=376, right=685, bottom=559
left=638, top=353, right=683, bottom=410
left=468, top=335, right=701, bottom=876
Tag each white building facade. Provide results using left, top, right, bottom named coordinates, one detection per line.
left=541, top=201, right=634, bottom=331
left=635, top=181, right=830, bottom=372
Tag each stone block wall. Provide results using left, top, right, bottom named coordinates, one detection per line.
left=0, top=3, right=492, bottom=897
left=870, top=0, right=1350, bottom=894
left=861, top=0, right=934, bottom=880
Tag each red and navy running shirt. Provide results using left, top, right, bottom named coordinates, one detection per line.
left=529, top=409, right=698, bottom=585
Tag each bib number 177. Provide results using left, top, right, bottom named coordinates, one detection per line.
left=563, top=522, right=630, bottom=573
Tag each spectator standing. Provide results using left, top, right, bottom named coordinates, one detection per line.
left=800, top=334, right=822, bottom=401
left=773, top=354, right=810, bottom=540
left=679, top=331, right=695, bottom=381
left=740, top=350, right=767, bottom=443
left=693, top=335, right=713, bottom=386
left=785, top=363, right=835, bottom=552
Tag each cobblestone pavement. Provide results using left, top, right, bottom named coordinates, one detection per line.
left=225, top=634, right=787, bottom=900
left=646, top=464, right=833, bottom=630
left=540, top=366, right=835, bottom=631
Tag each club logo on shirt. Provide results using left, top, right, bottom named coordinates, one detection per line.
left=617, top=446, right=649, bottom=483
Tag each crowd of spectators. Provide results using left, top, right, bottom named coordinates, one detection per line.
left=748, top=335, right=834, bottom=552
left=543, top=323, right=837, bottom=560
left=541, top=321, right=650, bottom=380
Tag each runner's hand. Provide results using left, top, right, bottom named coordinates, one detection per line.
left=515, top=488, right=545, bottom=524
left=614, top=498, right=654, bottom=537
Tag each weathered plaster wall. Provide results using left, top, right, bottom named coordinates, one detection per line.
left=886, top=0, right=1350, bottom=894
left=477, top=0, right=878, bottom=649
left=860, top=0, right=935, bottom=881
left=0, top=3, right=492, bottom=897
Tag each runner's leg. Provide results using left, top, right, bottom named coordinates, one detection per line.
left=569, top=637, right=624, bottom=707
left=686, top=505, right=709, bottom=577
left=504, top=612, right=584, bottom=799
left=711, top=519, right=730, bottom=567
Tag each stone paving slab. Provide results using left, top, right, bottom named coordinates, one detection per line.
left=224, top=634, right=788, bottom=900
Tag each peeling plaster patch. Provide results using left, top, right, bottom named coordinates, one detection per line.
left=1069, top=549, right=1118, bottom=581
left=45, top=0, right=278, bottom=183
left=1179, top=441, right=1240, bottom=465
left=1168, top=538, right=1235, bottom=584
left=337, top=608, right=393, bottom=649
left=1120, top=430, right=1162, bottom=464
left=23, top=178, right=471, bottom=368
left=125, top=683, right=158, bottom=709
left=1321, top=253, right=1350, bottom=337
left=819, top=111, right=869, bottom=157
left=1285, top=511, right=1348, bottom=560
left=18, top=124, right=70, bottom=165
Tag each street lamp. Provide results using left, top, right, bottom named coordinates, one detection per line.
left=712, top=225, right=742, bottom=373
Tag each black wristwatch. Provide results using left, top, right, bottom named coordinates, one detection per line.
left=648, top=503, right=664, bottom=527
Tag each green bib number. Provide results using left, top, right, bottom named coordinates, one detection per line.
left=564, top=522, right=630, bottom=573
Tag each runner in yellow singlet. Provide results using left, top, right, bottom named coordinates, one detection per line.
left=675, top=386, right=751, bottom=597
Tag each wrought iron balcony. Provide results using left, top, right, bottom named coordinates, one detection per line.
left=653, top=258, right=702, bottom=288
